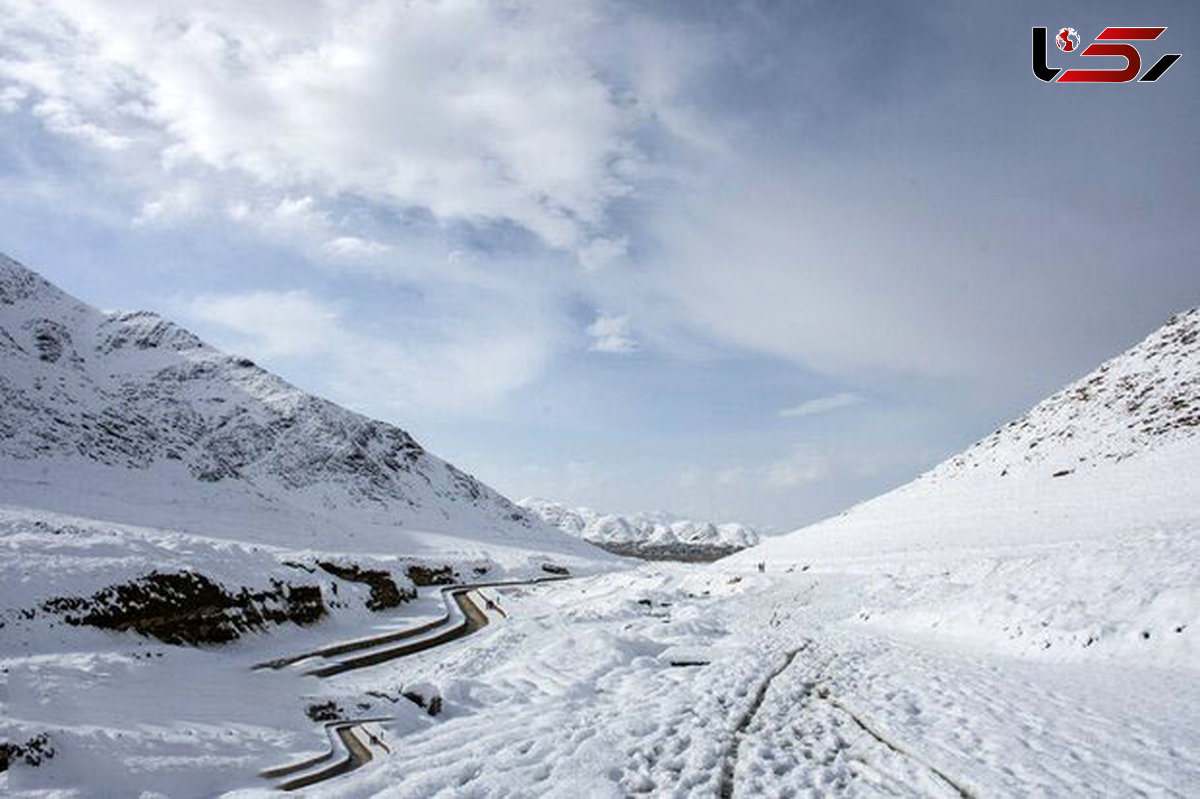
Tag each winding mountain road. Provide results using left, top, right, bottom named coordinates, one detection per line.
left=262, top=717, right=393, bottom=791
left=259, top=575, right=567, bottom=791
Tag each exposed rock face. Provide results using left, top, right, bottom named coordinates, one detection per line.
left=0, top=733, right=54, bottom=772
left=591, top=540, right=747, bottom=563
left=39, top=571, right=326, bottom=645
left=406, top=564, right=457, bottom=586
left=317, top=561, right=413, bottom=611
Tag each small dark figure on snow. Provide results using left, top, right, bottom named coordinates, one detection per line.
left=367, top=730, right=391, bottom=754
left=483, top=595, right=508, bottom=618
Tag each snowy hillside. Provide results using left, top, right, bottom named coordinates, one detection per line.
left=1, top=257, right=1193, bottom=796
left=729, top=309, right=1199, bottom=666
left=520, top=497, right=760, bottom=560
left=931, top=306, right=1199, bottom=481
left=0, top=255, right=622, bottom=797
left=0, top=253, right=604, bottom=566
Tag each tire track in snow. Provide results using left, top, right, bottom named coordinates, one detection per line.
left=719, top=642, right=808, bottom=798
left=720, top=635, right=975, bottom=798
left=820, top=689, right=975, bottom=798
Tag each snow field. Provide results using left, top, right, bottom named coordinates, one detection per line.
left=312, top=567, right=1198, bottom=797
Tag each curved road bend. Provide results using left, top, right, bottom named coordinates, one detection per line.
left=254, top=576, right=567, bottom=672
left=262, top=717, right=392, bottom=791
left=306, top=586, right=492, bottom=677
left=261, top=577, right=567, bottom=790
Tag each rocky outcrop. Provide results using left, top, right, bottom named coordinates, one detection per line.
left=317, top=562, right=413, bottom=611
left=0, top=733, right=54, bottom=772
left=39, top=571, right=326, bottom=645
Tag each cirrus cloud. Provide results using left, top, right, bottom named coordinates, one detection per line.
left=779, top=392, right=863, bottom=419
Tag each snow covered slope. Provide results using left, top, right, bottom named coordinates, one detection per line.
left=729, top=309, right=1199, bottom=665
left=931, top=306, right=1198, bottom=481
left=739, top=307, right=1198, bottom=559
left=520, top=497, right=760, bottom=560
left=0, top=252, right=604, bottom=566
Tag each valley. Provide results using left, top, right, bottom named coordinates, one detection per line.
left=0, top=257, right=1196, bottom=797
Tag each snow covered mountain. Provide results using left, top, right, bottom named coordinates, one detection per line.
left=739, top=307, right=1199, bottom=560
left=0, top=252, right=602, bottom=565
left=729, top=308, right=1199, bottom=665
left=0, top=253, right=616, bottom=796
left=929, top=306, right=1198, bottom=482
left=520, top=497, right=760, bottom=560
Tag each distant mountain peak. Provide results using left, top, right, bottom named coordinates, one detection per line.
left=520, top=497, right=760, bottom=561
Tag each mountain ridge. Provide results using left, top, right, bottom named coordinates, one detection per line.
left=928, top=306, right=1199, bottom=483
left=0, top=252, right=602, bottom=564
left=732, top=305, right=1199, bottom=563
left=725, top=307, right=1198, bottom=666
left=520, top=496, right=760, bottom=561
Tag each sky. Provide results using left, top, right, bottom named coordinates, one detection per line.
left=0, top=0, right=1197, bottom=531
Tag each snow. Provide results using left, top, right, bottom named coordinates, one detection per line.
left=0, top=252, right=611, bottom=566
left=4, top=520, right=1198, bottom=795
left=727, top=308, right=1199, bottom=668
left=1, top=250, right=1196, bottom=797
left=293, top=307, right=1195, bottom=796
left=0, top=254, right=613, bottom=794
left=520, top=497, right=761, bottom=551
left=247, top=567, right=1198, bottom=797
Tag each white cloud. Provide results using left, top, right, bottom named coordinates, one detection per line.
left=577, top=235, right=628, bottom=272
left=324, top=236, right=393, bottom=261
left=0, top=0, right=642, bottom=259
left=0, top=85, right=27, bottom=112
left=184, top=291, right=343, bottom=358
left=3, top=0, right=1177, bottom=407
left=267, top=196, right=326, bottom=232
left=181, top=288, right=558, bottom=415
left=779, top=392, right=863, bottom=419
left=586, top=313, right=637, bottom=354
left=763, top=451, right=827, bottom=488
left=133, top=181, right=207, bottom=226
left=30, top=97, right=130, bottom=150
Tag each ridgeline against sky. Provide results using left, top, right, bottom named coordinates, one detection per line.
left=0, top=0, right=1196, bottom=529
